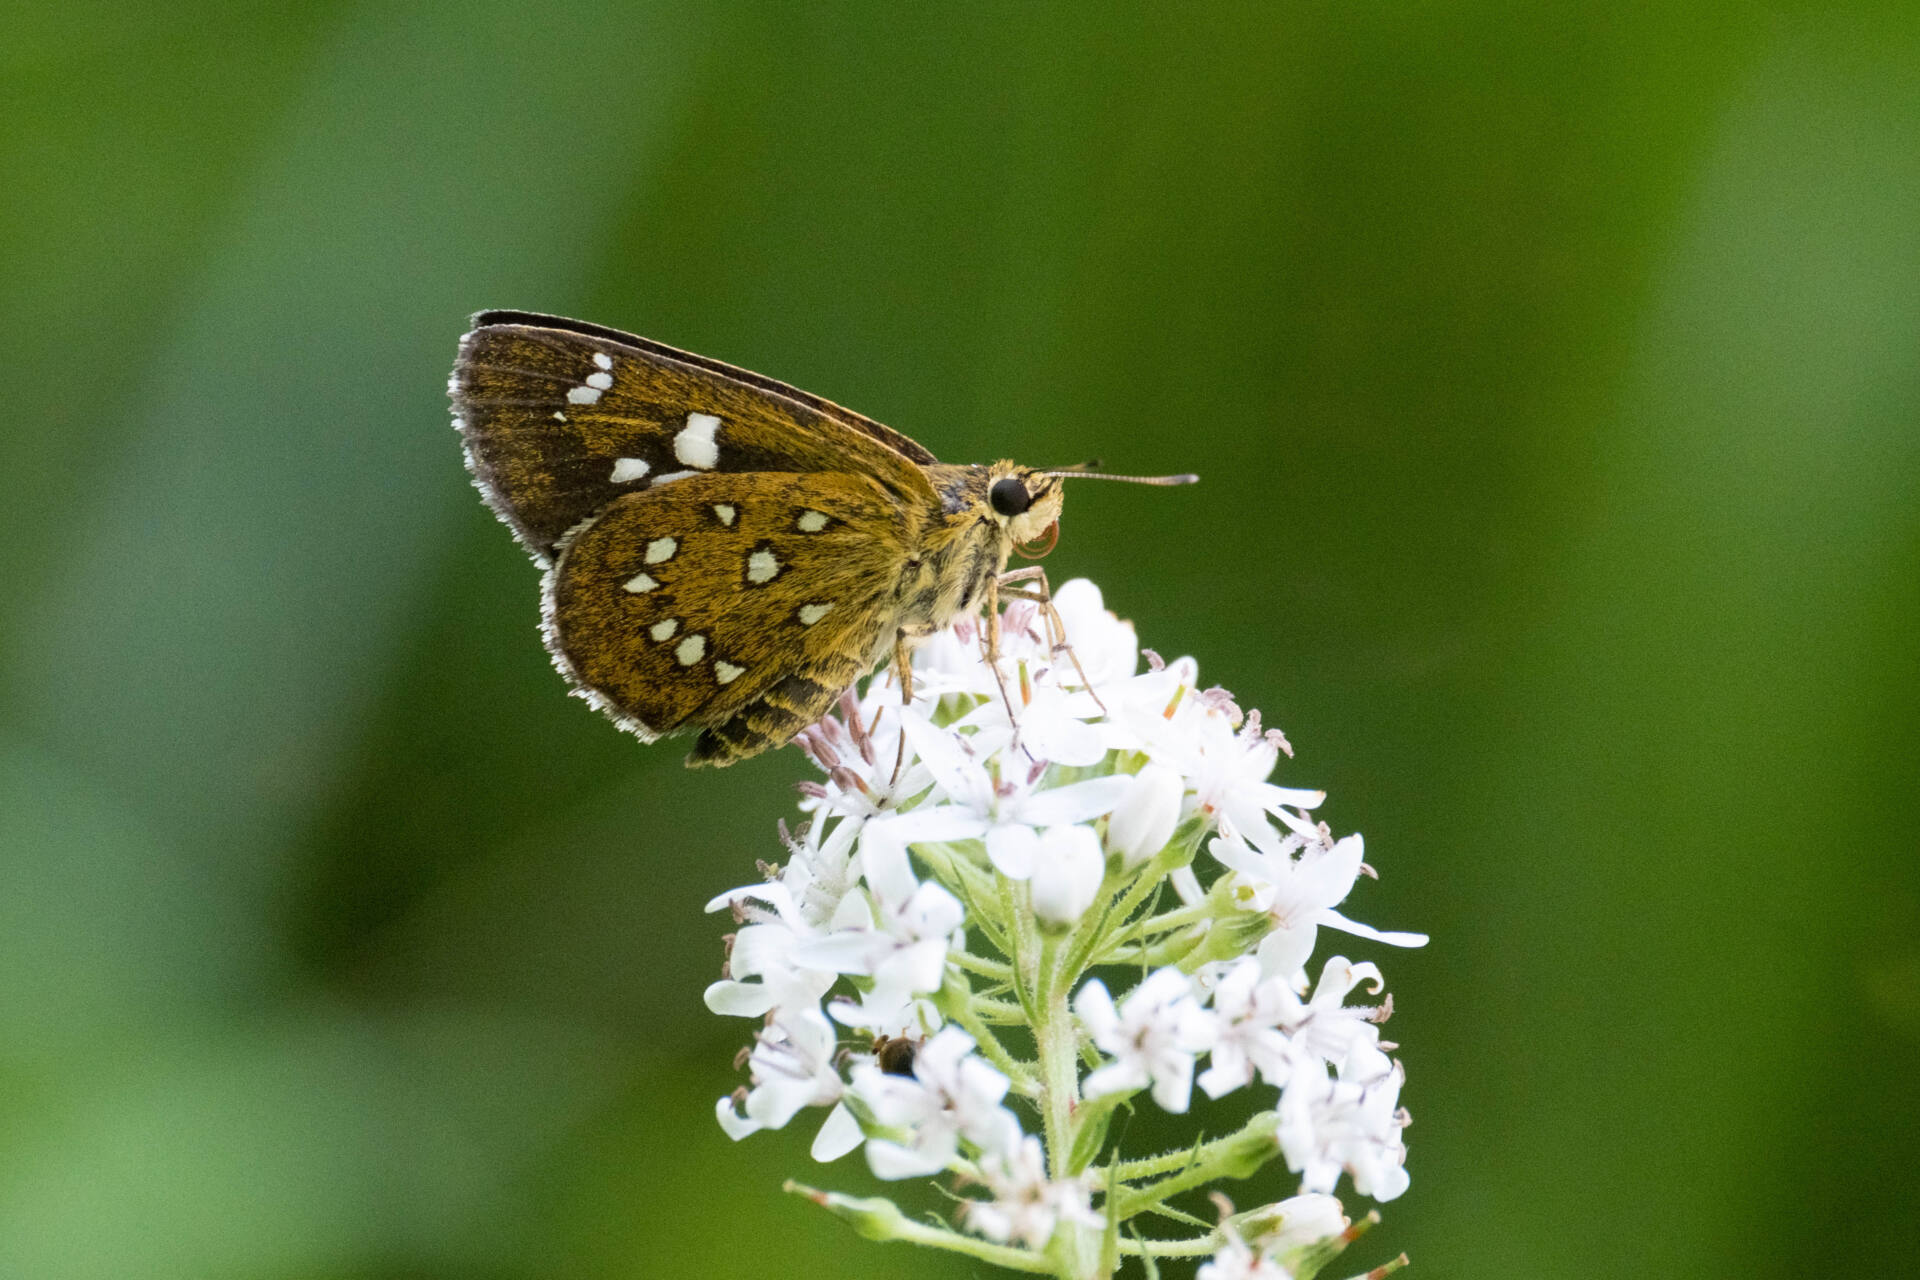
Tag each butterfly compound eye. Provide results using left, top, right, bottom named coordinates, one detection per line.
left=989, top=476, right=1033, bottom=517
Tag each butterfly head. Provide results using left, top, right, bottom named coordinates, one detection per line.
left=983, top=462, right=1066, bottom=558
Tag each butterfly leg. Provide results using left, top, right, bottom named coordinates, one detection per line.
left=978, top=572, right=1025, bottom=733
left=994, top=566, right=1110, bottom=715
left=885, top=624, right=937, bottom=787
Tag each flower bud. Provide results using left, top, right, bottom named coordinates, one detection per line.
left=1106, top=764, right=1185, bottom=868
left=1030, top=825, right=1104, bottom=926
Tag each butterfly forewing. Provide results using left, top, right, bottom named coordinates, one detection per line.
left=451, top=312, right=936, bottom=561
left=546, top=470, right=905, bottom=763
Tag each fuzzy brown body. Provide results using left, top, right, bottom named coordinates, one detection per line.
left=451, top=311, right=1063, bottom=766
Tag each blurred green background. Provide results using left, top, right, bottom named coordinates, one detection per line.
left=4, top=3, right=1917, bottom=1277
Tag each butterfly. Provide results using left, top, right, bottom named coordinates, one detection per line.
left=449, top=310, right=1194, bottom=766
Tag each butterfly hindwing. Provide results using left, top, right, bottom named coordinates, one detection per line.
left=451, top=312, right=938, bottom=562
left=545, top=470, right=907, bottom=762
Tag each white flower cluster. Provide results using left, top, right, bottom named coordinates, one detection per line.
left=706, top=580, right=1425, bottom=1275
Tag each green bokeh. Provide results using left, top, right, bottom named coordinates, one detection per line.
left=4, top=4, right=1916, bottom=1277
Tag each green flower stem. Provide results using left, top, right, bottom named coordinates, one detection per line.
left=784, top=1182, right=1055, bottom=1274
left=1112, top=1119, right=1283, bottom=1220
left=948, top=949, right=1014, bottom=982
left=1111, top=1111, right=1279, bottom=1180
left=1001, top=875, right=1042, bottom=1023
left=1115, top=1233, right=1226, bottom=1258
left=1064, top=823, right=1210, bottom=980
left=1110, top=900, right=1211, bottom=945
left=967, top=995, right=1034, bottom=1023
left=1104, top=925, right=1211, bottom=969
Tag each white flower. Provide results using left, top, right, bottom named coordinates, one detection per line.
left=1076, top=967, right=1217, bottom=1113
left=702, top=576, right=1425, bottom=1254
left=1046, top=578, right=1140, bottom=687
left=791, top=834, right=965, bottom=1005
left=1283, top=955, right=1387, bottom=1066
left=702, top=881, right=839, bottom=1019
left=1262, top=1193, right=1349, bottom=1252
left=852, top=1027, right=1022, bottom=1179
left=1276, top=1043, right=1411, bottom=1202
left=826, top=982, right=943, bottom=1039
left=1197, top=1229, right=1296, bottom=1280
left=951, top=678, right=1111, bottom=767
left=775, top=813, right=865, bottom=928
left=1106, top=762, right=1187, bottom=868
left=795, top=691, right=933, bottom=820
left=1029, top=825, right=1106, bottom=925
left=1197, top=957, right=1298, bottom=1099
left=1210, top=830, right=1426, bottom=980
left=962, top=1134, right=1101, bottom=1251
left=1131, top=687, right=1324, bottom=844
left=899, top=712, right=1131, bottom=878
left=715, top=1007, right=864, bottom=1161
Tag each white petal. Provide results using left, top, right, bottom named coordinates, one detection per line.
left=1320, top=909, right=1428, bottom=948
left=1198, top=1055, right=1253, bottom=1100
left=1082, top=1060, right=1149, bottom=1100
left=858, top=824, right=920, bottom=904
left=865, top=1138, right=949, bottom=1180
left=1107, top=764, right=1185, bottom=867
left=1256, top=924, right=1317, bottom=982
left=986, top=823, right=1042, bottom=878
left=703, top=979, right=779, bottom=1017
left=900, top=713, right=987, bottom=806
left=704, top=881, right=797, bottom=916
left=1021, top=712, right=1109, bottom=766
left=790, top=931, right=881, bottom=975
left=716, top=1096, right=763, bottom=1141
left=1072, top=979, right=1120, bottom=1038
left=1149, top=1053, right=1195, bottom=1114
left=881, top=937, right=951, bottom=994
left=811, top=1102, right=865, bottom=1162
left=1017, top=774, right=1134, bottom=826
left=1030, top=825, right=1104, bottom=925
left=904, top=882, right=965, bottom=938
left=1268, top=1194, right=1349, bottom=1250
left=876, top=805, right=989, bottom=845
left=1257, top=781, right=1327, bottom=812
left=1134, top=965, right=1198, bottom=1007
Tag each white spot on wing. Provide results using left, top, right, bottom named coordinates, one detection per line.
left=650, top=618, right=679, bottom=642
left=610, top=457, right=650, bottom=483
left=592, top=352, right=613, bottom=370
left=650, top=469, right=699, bottom=487
left=585, top=370, right=613, bottom=391
left=796, top=510, right=830, bottom=533
left=674, top=413, right=721, bottom=469
left=798, top=603, right=833, bottom=626
left=552, top=410, right=567, bottom=422
left=645, top=537, right=677, bottom=564
left=675, top=633, right=707, bottom=665
left=714, top=660, right=745, bottom=684
left=623, top=573, right=658, bottom=593
left=713, top=504, right=736, bottom=526
left=566, top=384, right=602, bottom=405
left=746, top=549, right=781, bottom=584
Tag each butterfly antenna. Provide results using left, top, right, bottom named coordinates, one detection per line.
left=1046, top=470, right=1199, bottom=486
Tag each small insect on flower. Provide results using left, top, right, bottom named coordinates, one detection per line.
left=449, top=311, right=1195, bottom=765
left=871, top=1033, right=918, bottom=1077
